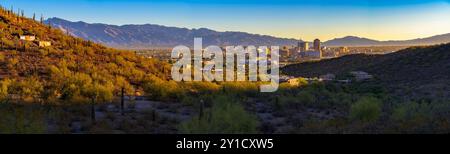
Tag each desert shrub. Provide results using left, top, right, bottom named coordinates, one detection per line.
left=350, top=96, right=382, bottom=123
left=390, top=102, right=429, bottom=131
left=296, top=78, right=309, bottom=86
left=220, top=82, right=260, bottom=97
left=179, top=96, right=259, bottom=134
left=1, top=37, right=15, bottom=48
left=273, top=91, right=316, bottom=111
left=277, top=95, right=298, bottom=105
left=82, top=81, right=114, bottom=104
left=390, top=100, right=450, bottom=131
left=182, top=81, right=220, bottom=94
left=5, top=77, right=44, bottom=102
left=278, top=82, right=295, bottom=91
left=89, top=120, right=115, bottom=134
left=143, top=75, right=185, bottom=101
left=0, top=53, right=5, bottom=62
left=19, top=76, right=44, bottom=101
left=0, top=79, right=11, bottom=102
left=391, top=101, right=431, bottom=122
left=6, top=57, right=19, bottom=69
left=297, top=90, right=316, bottom=105
left=181, top=95, right=198, bottom=106
left=295, top=118, right=349, bottom=134
left=0, top=104, right=47, bottom=134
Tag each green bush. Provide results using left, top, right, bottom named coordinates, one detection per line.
left=179, top=96, right=259, bottom=134
left=0, top=79, right=11, bottom=102
left=390, top=102, right=430, bottom=123
left=390, top=100, right=450, bottom=125
left=220, top=82, right=259, bottom=97
left=143, top=75, right=185, bottom=101
left=297, top=90, right=316, bottom=105
left=350, top=96, right=382, bottom=123
left=0, top=105, right=47, bottom=134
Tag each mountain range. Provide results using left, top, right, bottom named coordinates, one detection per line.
left=45, top=18, right=299, bottom=49
left=46, top=17, right=450, bottom=49
left=323, top=34, right=450, bottom=47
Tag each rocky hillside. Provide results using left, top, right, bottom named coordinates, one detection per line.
left=0, top=7, right=171, bottom=103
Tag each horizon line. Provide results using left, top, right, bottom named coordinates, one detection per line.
left=47, top=17, right=450, bottom=43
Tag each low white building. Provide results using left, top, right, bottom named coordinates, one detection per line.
left=39, top=41, right=51, bottom=47
left=350, top=71, right=373, bottom=81
left=320, top=73, right=336, bottom=81
left=20, top=35, right=36, bottom=41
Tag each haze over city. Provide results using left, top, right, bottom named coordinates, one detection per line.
left=3, top=0, right=450, bottom=41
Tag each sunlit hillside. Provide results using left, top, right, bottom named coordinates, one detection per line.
left=0, top=6, right=172, bottom=104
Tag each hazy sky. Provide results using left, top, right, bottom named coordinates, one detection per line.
left=2, top=0, right=450, bottom=41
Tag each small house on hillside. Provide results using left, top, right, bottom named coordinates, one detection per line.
left=320, top=73, right=336, bottom=81
left=288, top=78, right=300, bottom=86
left=20, top=35, right=36, bottom=41
left=350, top=71, right=373, bottom=81
left=39, top=41, right=51, bottom=47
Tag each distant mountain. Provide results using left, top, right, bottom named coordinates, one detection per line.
left=45, top=17, right=299, bottom=49
left=324, top=36, right=380, bottom=47
left=324, top=34, right=450, bottom=47
left=45, top=17, right=450, bottom=48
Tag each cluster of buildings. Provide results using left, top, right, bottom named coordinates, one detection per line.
left=281, top=71, right=374, bottom=86
left=279, top=39, right=355, bottom=62
left=279, top=38, right=326, bottom=61
left=297, top=39, right=323, bottom=59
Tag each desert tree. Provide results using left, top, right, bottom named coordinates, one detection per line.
left=19, top=76, right=44, bottom=103
left=0, top=79, right=12, bottom=103
left=115, top=76, right=133, bottom=115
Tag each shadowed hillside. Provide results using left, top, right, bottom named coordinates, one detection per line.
left=283, top=43, right=450, bottom=99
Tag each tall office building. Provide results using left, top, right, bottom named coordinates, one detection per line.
left=298, top=41, right=309, bottom=52
left=313, top=39, right=321, bottom=51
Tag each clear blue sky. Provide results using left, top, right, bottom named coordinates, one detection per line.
left=2, top=0, right=450, bottom=41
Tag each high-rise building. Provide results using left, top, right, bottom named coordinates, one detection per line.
left=298, top=41, right=308, bottom=52
left=340, top=46, right=349, bottom=53
left=313, top=39, right=321, bottom=51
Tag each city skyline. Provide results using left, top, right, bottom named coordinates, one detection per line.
left=2, top=0, right=450, bottom=41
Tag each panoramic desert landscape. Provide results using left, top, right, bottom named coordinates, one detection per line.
left=0, top=0, right=450, bottom=135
